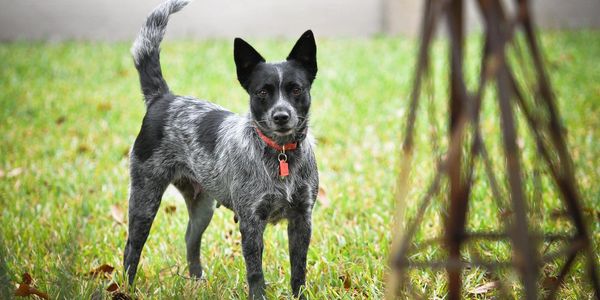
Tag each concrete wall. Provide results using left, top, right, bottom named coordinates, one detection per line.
left=384, top=0, right=600, bottom=36
left=0, top=0, right=382, bottom=41
left=0, top=0, right=598, bottom=41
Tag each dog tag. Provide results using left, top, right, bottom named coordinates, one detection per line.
left=279, top=160, right=289, bottom=177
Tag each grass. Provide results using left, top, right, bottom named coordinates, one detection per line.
left=1, top=30, right=599, bottom=299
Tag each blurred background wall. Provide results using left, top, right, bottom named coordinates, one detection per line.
left=0, top=0, right=598, bottom=41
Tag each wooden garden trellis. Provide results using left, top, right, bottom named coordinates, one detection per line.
left=388, top=0, right=600, bottom=298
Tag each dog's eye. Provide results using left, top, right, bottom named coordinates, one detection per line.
left=291, top=87, right=303, bottom=96
left=255, top=89, right=268, bottom=98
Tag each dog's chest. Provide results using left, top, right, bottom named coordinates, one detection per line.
left=255, top=177, right=304, bottom=223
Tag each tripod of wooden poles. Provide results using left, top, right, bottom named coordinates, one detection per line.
left=388, top=0, right=600, bottom=299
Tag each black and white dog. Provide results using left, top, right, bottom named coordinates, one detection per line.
left=123, top=0, right=318, bottom=298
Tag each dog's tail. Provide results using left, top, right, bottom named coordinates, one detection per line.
left=131, top=0, right=191, bottom=106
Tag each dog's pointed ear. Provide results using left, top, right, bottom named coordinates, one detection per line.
left=234, top=38, right=265, bottom=89
left=287, top=30, right=317, bottom=83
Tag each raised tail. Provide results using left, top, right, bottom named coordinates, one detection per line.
left=131, top=0, right=191, bottom=106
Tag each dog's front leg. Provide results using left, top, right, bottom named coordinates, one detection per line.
left=287, top=210, right=312, bottom=299
left=239, top=218, right=267, bottom=299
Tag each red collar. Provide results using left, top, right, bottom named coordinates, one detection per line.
left=255, top=128, right=298, bottom=152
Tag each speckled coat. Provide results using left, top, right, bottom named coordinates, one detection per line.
left=123, top=1, right=319, bottom=299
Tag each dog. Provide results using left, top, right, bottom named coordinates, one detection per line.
left=123, top=0, right=319, bottom=298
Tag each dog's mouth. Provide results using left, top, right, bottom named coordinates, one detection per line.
left=273, top=128, right=294, bottom=136
left=255, top=117, right=304, bottom=143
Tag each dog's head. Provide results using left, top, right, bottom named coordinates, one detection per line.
left=234, top=30, right=317, bottom=144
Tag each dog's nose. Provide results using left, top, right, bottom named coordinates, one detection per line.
left=273, top=111, right=290, bottom=125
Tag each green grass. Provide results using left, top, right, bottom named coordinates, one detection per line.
left=1, top=31, right=599, bottom=299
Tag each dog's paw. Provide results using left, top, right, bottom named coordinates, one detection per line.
left=188, top=265, right=204, bottom=280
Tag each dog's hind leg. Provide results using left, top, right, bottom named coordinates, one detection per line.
left=173, top=179, right=215, bottom=279
left=123, top=168, right=170, bottom=285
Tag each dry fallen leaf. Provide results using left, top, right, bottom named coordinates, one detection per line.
left=15, top=284, right=50, bottom=299
left=111, top=205, right=125, bottom=225
left=14, top=273, right=49, bottom=299
left=106, top=282, right=119, bottom=292
left=55, top=116, right=66, bottom=125
left=88, top=264, right=115, bottom=279
left=339, top=274, right=351, bottom=290
left=164, top=205, right=177, bottom=214
left=468, top=281, right=499, bottom=295
left=541, top=276, right=560, bottom=291
left=77, top=144, right=91, bottom=153
left=22, top=273, right=32, bottom=285
left=317, top=186, right=330, bottom=208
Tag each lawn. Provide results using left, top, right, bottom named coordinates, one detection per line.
left=1, top=31, right=599, bottom=299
